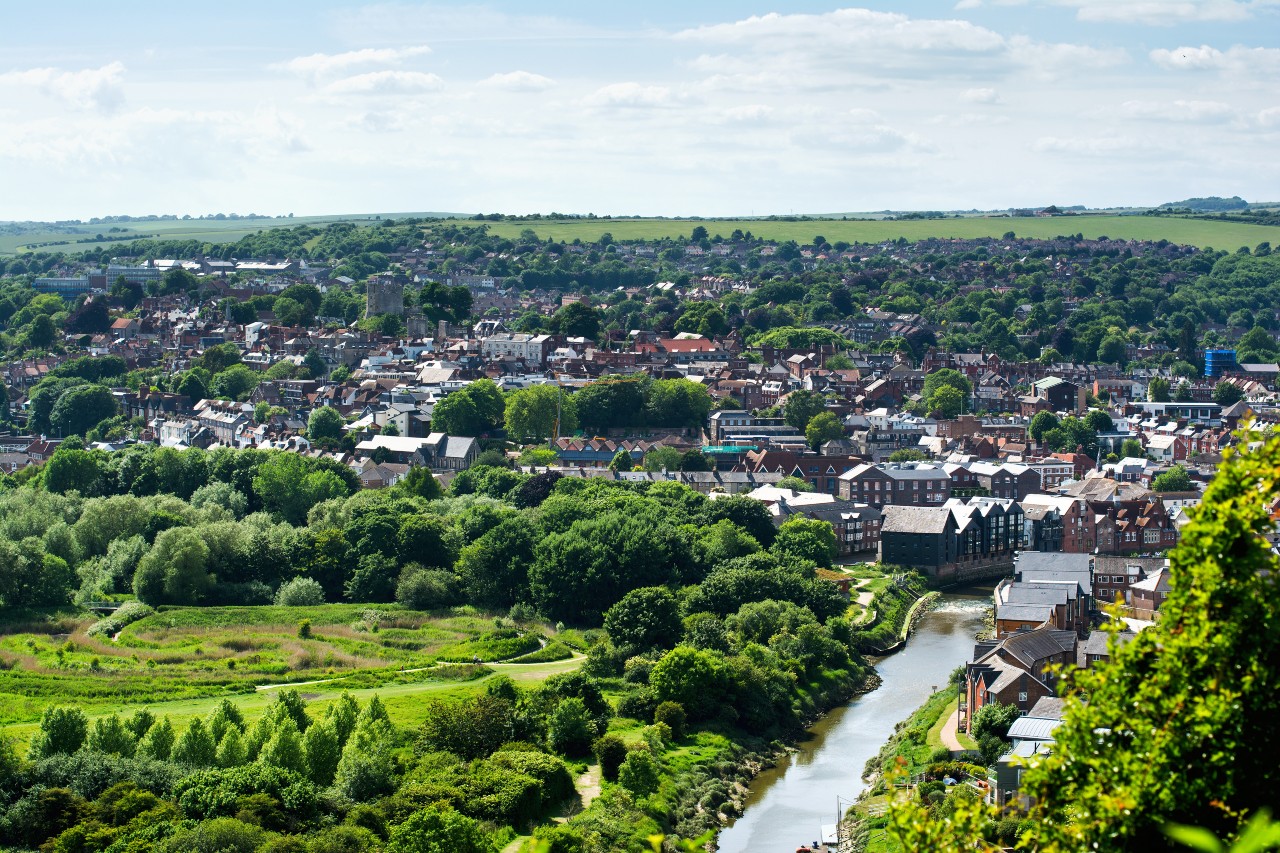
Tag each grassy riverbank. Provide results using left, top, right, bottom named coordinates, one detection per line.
left=847, top=671, right=989, bottom=852
left=847, top=569, right=934, bottom=654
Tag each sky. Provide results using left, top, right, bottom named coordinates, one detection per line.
left=1, top=0, right=1278, bottom=220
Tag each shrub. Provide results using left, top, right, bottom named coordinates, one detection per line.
left=298, top=620, right=312, bottom=639
left=618, top=748, right=661, bottom=797
left=395, top=566, right=461, bottom=611
left=653, top=701, right=687, bottom=739
left=274, top=577, right=325, bottom=607
left=86, top=600, right=154, bottom=638
left=547, top=698, right=594, bottom=756
left=508, top=642, right=572, bottom=663
left=593, top=734, right=628, bottom=782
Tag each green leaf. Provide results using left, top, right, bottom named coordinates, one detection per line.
left=1164, top=824, right=1226, bottom=853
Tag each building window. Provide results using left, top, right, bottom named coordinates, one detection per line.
left=1018, top=691, right=1028, bottom=702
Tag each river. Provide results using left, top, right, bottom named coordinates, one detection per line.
left=716, top=590, right=992, bottom=853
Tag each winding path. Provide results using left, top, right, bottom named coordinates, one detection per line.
left=939, top=707, right=965, bottom=751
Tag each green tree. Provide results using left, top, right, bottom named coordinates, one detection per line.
left=48, top=384, right=118, bottom=437
left=504, top=384, right=575, bottom=443
left=574, top=377, right=647, bottom=434
left=417, top=694, right=515, bottom=760
left=24, top=312, right=57, bottom=349
left=299, top=712, right=340, bottom=778
left=216, top=728, right=248, bottom=768
left=603, top=586, right=682, bottom=650
left=783, top=390, right=826, bottom=431
left=258, top=717, right=308, bottom=777
left=1029, top=410, right=1059, bottom=443
left=608, top=448, right=635, bottom=472
left=922, top=368, right=973, bottom=400
left=1121, top=437, right=1146, bottom=459
left=1085, top=409, right=1114, bottom=434
left=805, top=411, right=845, bottom=449
left=431, top=379, right=505, bottom=436
left=136, top=717, right=175, bottom=760
left=645, top=379, right=713, bottom=429
left=887, top=448, right=928, bottom=463
left=28, top=706, right=88, bottom=759
left=645, top=445, right=686, bottom=471
left=308, top=406, right=345, bottom=443
left=971, top=701, right=1020, bottom=741
left=928, top=384, right=964, bottom=419
left=253, top=452, right=352, bottom=525
left=211, top=364, right=260, bottom=401
left=618, top=748, right=661, bottom=797
left=550, top=302, right=601, bottom=339
left=172, top=717, right=218, bottom=767
left=386, top=807, right=489, bottom=853
left=42, top=447, right=106, bottom=495
left=1213, top=381, right=1244, bottom=406
left=593, top=733, right=628, bottom=782
left=650, top=646, right=728, bottom=720
left=86, top=713, right=136, bottom=757
left=547, top=696, right=595, bottom=755
left=1151, top=465, right=1193, bottom=492
left=772, top=516, right=837, bottom=569
left=1148, top=377, right=1171, bottom=402
left=133, top=527, right=212, bottom=606
left=1098, top=332, right=1128, bottom=365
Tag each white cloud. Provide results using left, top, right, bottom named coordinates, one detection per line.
left=676, top=9, right=1006, bottom=57
left=1118, top=98, right=1235, bottom=122
left=1258, top=106, right=1280, bottom=126
left=480, top=71, right=554, bottom=92
left=963, top=87, right=1002, bottom=103
left=719, top=104, right=775, bottom=123
left=1150, top=43, right=1280, bottom=73
left=583, top=82, right=675, bottom=108
left=949, top=0, right=1264, bottom=23
left=323, top=70, right=443, bottom=95
left=0, top=62, right=125, bottom=112
left=1033, top=135, right=1156, bottom=155
left=271, top=46, right=431, bottom=82
left=675, top=8, right=1126, bottom=85
left=1055, top=0, right=1257, bottom=25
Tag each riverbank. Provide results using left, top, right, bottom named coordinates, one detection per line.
left=715, top=593, right=990, bottom=852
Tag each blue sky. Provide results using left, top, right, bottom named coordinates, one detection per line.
left=2, top=1, right=1277, bottom=220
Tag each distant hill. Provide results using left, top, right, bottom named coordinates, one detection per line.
left=1160, top=195, right=1248, bottom=212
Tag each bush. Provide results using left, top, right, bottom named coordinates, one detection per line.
left=508, top=642, right=572, bottom=663
left=653, top=701, right=687, bottom=739
left=547, top=698, right=594, bottom=756
left=617, top=689, right=658, bottom=722
left=86, top=601, right=154, bottom=639
left=274, top=577, right=325, bottom=607
left=594, top=734, right=628, bottom=782
left=298, top=620, right=312, bottom=640
left=395, top=566, right=461, bottom=611
left=618, top=748, right=660, bottom=797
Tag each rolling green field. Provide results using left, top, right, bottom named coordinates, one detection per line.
left=6, top=211, right=1278, bottom=256
left=449, top=214, right=1280, bottom=251
left=0, top=211, right=453, bottom=257
left=0, top=604, right=584, bottom=747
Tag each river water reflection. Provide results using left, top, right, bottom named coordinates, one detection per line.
left=716, top=591, right=992, bottom=853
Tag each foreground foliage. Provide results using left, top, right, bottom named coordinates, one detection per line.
left=883, top=429, right=1280, bottom=851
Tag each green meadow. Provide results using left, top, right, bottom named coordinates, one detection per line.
left=450, top=214, right=1280, bottom=251
left=6, top=211, right=1280, bottom=256
left=0, top=212, right=452, bottom=257
left=0, top=604, right=583, bottom=748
